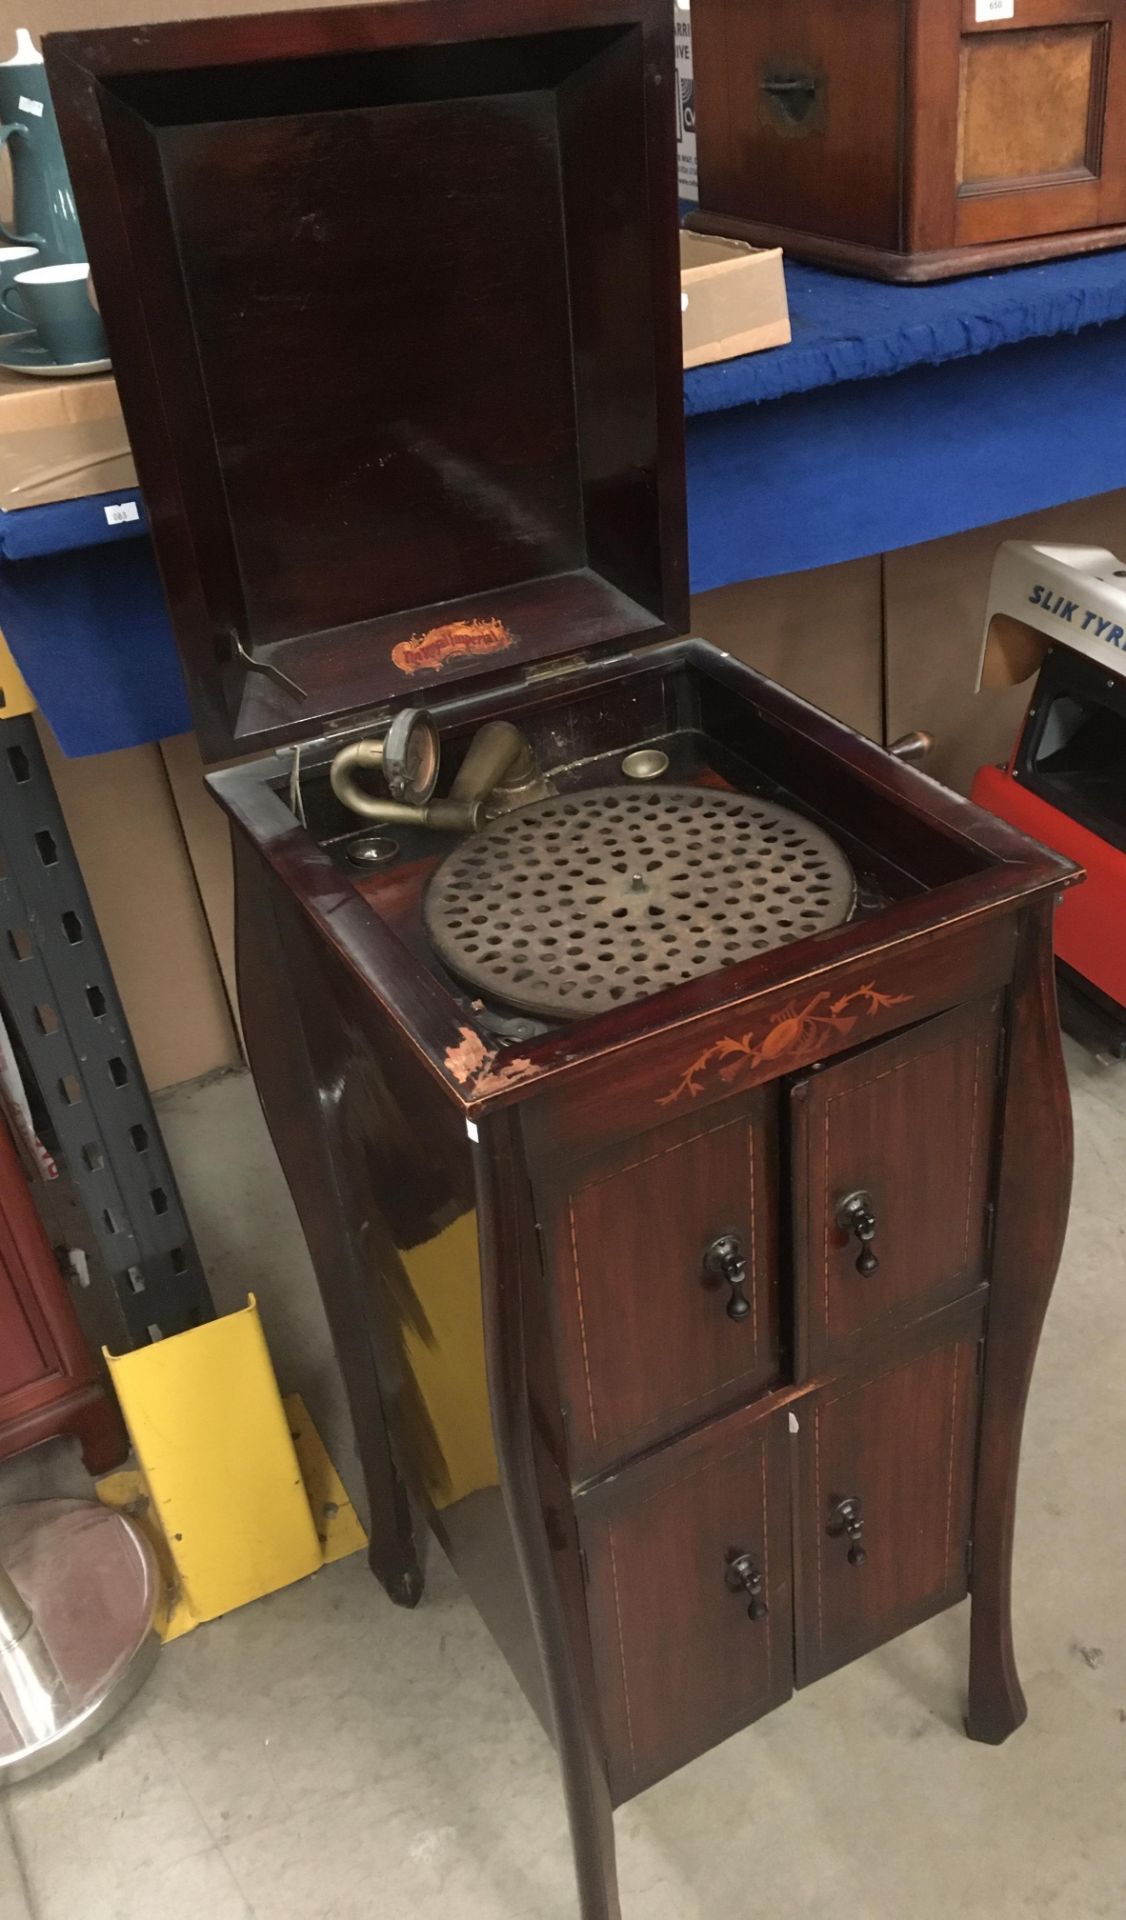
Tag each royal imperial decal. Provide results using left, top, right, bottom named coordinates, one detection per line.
left=391, top=616, right=516, bottom=677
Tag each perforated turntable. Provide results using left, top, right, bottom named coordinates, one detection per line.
left=424, top=785, right=856, bottom=1020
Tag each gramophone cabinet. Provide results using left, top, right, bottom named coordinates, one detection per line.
left=48, top=4, right=1077, bottom=1915
left=686, top=0, right=1126, bottom=281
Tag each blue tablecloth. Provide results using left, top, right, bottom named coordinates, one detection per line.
left=686, top=247, right=1126, bottom=413
left=5, top=250, right=1126, bottom=755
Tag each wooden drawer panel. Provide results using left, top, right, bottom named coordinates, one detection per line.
left=952, top=10, right=1126, bottom=246
left=578, top=1405, right=792, bottom=1802
left=698, top=0, right=905, bottom=248
left=0, top=1289, right=53, bottom=1399
left=790, top=995, right=1001, bottom=1375
left=794, top=1313, right=982, bottom=1687
left=0, top=1160, right=59, bottom=1400
left=537, top=1091, right=780, bottom=1481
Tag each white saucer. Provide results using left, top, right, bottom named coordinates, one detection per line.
left=0, top=331, right=110, bottom=378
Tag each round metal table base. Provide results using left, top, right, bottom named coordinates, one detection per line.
left=0, top=1499, right=161, bottom=1785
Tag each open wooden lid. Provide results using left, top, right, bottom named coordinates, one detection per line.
left=46, top=0, right=687, bottom=762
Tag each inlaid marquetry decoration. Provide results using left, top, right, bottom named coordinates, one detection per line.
left=659, top=984, right=912, bottom=1106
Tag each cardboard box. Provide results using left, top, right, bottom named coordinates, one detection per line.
left=0, top=367, right=135, bottom=508
left=680, top=230, right=790, bottom=369
left=160, top=731, right=243, bottom=1050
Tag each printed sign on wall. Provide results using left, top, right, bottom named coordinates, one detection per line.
left=675, top=0, right=697, bottom=203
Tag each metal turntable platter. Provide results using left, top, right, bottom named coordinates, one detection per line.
left=424, top=784, right=855, bottom=1020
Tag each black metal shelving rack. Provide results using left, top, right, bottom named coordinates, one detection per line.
left=0, top=714, right=212, bottom=1345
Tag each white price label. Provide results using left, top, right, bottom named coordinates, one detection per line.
left=17, top=95, right=44, bottom=117
left=104, top=501, right=140, bottom=526
left=975, top=0, right=1014, bottom=20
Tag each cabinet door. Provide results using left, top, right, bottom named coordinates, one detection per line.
left=952, top=6, right=1126, bottom=247
left=0, top=1278, right=54, bottom=1398
left=538, top=1091, right=780, bottom=1481
left=0, top=1146, right=61, bottom=1401
left=793, top=1316, right=981, bottom=1687
left=790, top=996, right=1000, bottom=1376
left=578, top=1407, right=792, bottom=1802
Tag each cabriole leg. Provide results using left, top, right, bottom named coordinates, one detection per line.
left=967, top=905, right=1072, bottom=1744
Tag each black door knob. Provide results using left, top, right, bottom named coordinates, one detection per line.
left=725, top=1550, right=768, bottom=1620
left=704, top=1233, right=751, bottom=1322
left=828, top=1495, right=867, bottom=1567
left=835, top=1190, right=879, bottom=1276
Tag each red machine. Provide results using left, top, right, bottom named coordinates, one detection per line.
left=971, top=541, right=1126, bottom=1054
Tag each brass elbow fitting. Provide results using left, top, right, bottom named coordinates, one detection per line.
left=328, top=714, right=545, bottom=833
left=328, top=743, right=483, bottom=832
left=449, top=721, right=550, bottom=813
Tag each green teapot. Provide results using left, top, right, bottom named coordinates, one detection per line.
left=0, top=28, right=85, bottom=266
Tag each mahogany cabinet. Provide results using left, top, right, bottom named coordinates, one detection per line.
left=47, top=4, right=1077, bottom=1915
left=686, top=0, right=1126, bottom=280
left=0, top=1107, right=124, bottom=1475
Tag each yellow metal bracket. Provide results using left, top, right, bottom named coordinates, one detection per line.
left=0, top=628, right=35, bottom=719
left=98, top=1297, right=365, bottom=1640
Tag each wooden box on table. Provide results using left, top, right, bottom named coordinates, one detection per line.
left=686, top=0, right=1126, bottom=281
left=48, top=4, right=1076, bottom=1914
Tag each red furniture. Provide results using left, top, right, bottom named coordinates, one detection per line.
left=0, top=1109, right=125, bottom=1474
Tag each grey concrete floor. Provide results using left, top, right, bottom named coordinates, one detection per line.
left=1, top=1048, right=1124, bottom=1920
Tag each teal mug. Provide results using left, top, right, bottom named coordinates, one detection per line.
left=1, top=262, right=108, bottom=364
left=0, top=244, right=38, bottom=330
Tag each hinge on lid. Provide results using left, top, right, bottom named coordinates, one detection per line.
left=965, top=1537, right=974, bottom=1582
left=579, top=1545, right=590, bottom=1588
left=324, top=703, right=393, bottom=739
left=521, top=652, right=592, bottom=685
left=984, top=1200, right=996, bottom=1258
left=976, top=1334, right=987, bottom=1378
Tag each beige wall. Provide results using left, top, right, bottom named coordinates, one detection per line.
left=38, top=717, right=240, bottom=1091
left=692, top=557, right=884, bottom=742
left=693, top=488, right=1126, bottom=794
